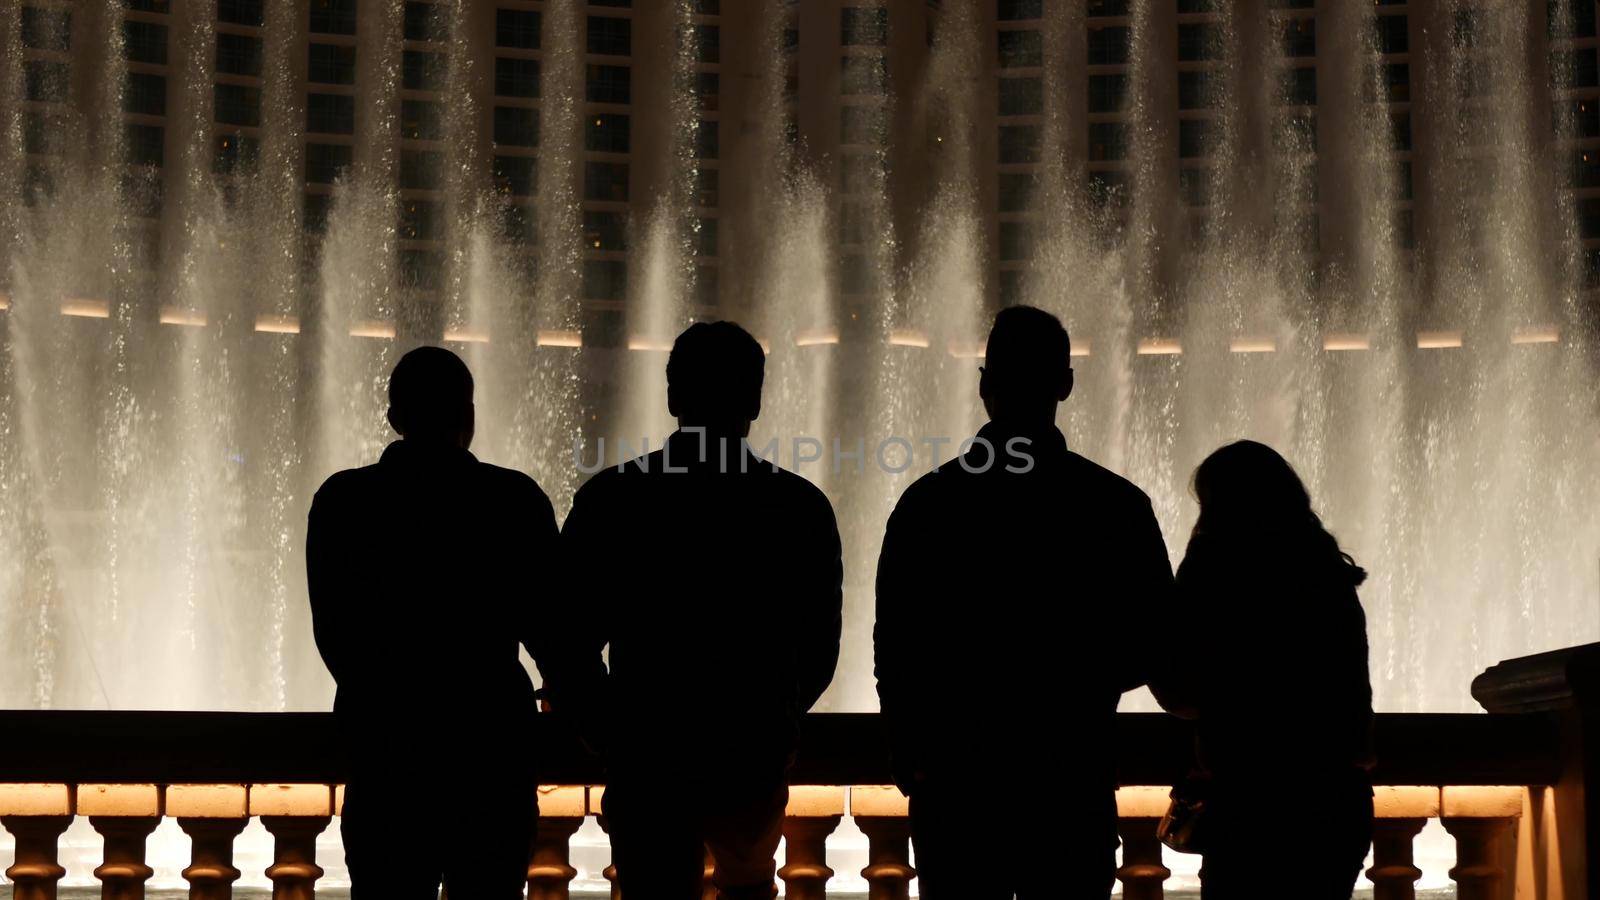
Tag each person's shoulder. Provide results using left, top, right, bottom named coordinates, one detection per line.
left=1064, top=451, right=1154, bottom=507
left=311, top=463, right=381, bottom=506
left=892, top=456, right=964, bottom=511
left=475, top=461, right=554, bottom=510
left=572, top=448, right=662, bottom=504
left=761, top=463, right=837, bottom=517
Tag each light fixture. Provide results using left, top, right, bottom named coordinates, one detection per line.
left=1070, top=338, right=1091, bottom=358
left=349, top=320, right=396, bottom=339
left=444, top=326, right=489, bottom=343
left=255, top=314, right=300, bottom=334
left=1229, top=336, right=1275, bottom=353
left=1323, top=333, right=1370, bottom=351
left=627, top=336, right=673, bottom=351
left=0, top=293, right=10, bottom=311
left=61, top=297, right=110, bottom=318
left=159, top=307, right=207, bottom=328
left=795, top=328, right=840, bottom=347
left=1137, top=337, right=1182, bottom=355
left=946, top=339, right=984, bottom=359
left=888, top=328, right=929, bottom=348
left=537, top=329, right=582, bottom=348
left=1417, top=329, right=1462, bottom=349
left=1511, top=325, right=1559, bottom=345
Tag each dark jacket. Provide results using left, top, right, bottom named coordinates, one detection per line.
left=1155, top=530, right=1374, bottom=786
left=555, top=429, right=844, bottom=776
left=874, top=423, right=1174, bottom=792
left=306, top=440, right=559, bottom=762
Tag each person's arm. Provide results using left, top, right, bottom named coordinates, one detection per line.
left=547, top=479, right=613, bottom=716
left=518, top=481, right=564, bottom=687
left=305, top=481, right=352, bottom=687
left=1121, top=495, right=1177, bottom=696
left=874, top=489, right=928, bottom=794
left=794, top=492, right=844, bottom=713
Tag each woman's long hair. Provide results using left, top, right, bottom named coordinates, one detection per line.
left=1191, top=440, right=1367, bottom=586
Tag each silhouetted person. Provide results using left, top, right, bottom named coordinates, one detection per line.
left=555, top=321, right=843, bottom=899
left=307, top=346, right=560, bottom=900
left=875, top=305, right=1174, bottom=900
left=1152, top=440, right=1374, bottom=900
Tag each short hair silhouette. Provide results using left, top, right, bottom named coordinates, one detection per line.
left=982, top=305, right=1072, bottom=410
left=666, top=321, right=765, bottom=425
left=388, top=346, right=474, bottom=439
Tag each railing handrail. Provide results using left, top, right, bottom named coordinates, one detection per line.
left=0, top=710, right=1561, bottom=787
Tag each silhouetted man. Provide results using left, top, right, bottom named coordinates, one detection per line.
left=556, top=321, right=843, bottom=899
left=875, top=306, right=1174, bottom=900
left=307, top=346, right=559, bottom=900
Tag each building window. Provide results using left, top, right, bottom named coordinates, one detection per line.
left=23, top=60, right=68, bottom=103
left=309, top=43, right=357, bottom=85
left=1179, top=167, right=1207, bottom=206
left=696, top=72, right=719, bottom=111
left=496, top=57, right=539, bottom=98
left=1088, top=121, right=1127, bottom=161
left=492, top=154, right=536, bottom=196
left=403, top=50, right=446, bottom=91
left=583, top=260, right=627, bottom=300
left=587, top=64, right=630, bottom=103
left=310, top=0, right=356, bottom=35
left=1087, top=25, right=1130, bottom=65
left=218, top=0, right=263, bottom=26
left=1556, top=48, right=1600, bottom=89
left=124, top=21, right=168, bottom=65
left=213, top=133, right=259, bottom=175
left=400, top=249, right=444, bottom=288
left=840, top=105, right=885, bottom=144
left=997, top=30, right=1042, bottom=68
left=841, top=55, right=887, bottom=95
left=1570, top=99, right=1600, bottom=138
left=694, top=168, right=718, bottom=207
left=401, top=149, right=443, bottom=189
left=217, top=33, right=263, bottom=77
left=23, top=112, right=63, bottom=155
left=694, top=120, right=718, bottom=159
left=997, top=172, right=1031, bottom=212
left=401, top=99, right=442, bottom=140
left=20, top=8, right=70, bottom=51
left=398, top=199, right=442, bottom=240
left=305, top=142, right=353, bottom=183
left=584, top=113, right=628, bottom=153
left=587, top=15, right=630, bottom=56
left=998, top=221, right=1031, bottom=261
left=694, top=217, right=717, bottom=256
left=584, top=162, right=629, bottom=201
left=1177, top=71, right=1211, bottom=109
left=218, top=84, right=263, bottom=127
left=126, top=123, right=164, bottom=167
left=1177, top=23, right=1219, bottom=62
left=1551, top=0, right=1598, bottom=38
left=1178, top=119, right=1209, bottom=158
left=692, top=266, right=717, bottom=305
left=1283, top=18, right=1314, bottom=57
left=997, top=124, right=1040, bottom=163
left=1381, top=63, right=1408, bottom=102
left=998, top=77, right=1042, bottom=116
left=307, top=92, right=353, bottom=133
left=405, top=2, right=446, bottom=41
left=694, top=24, right=719, bottom=63
left=1390, top=110, right=1411, bottom=151
left=1087, top=169, right=1128, bottom=208
left=1375, top=15, right=1407, bottom=54
left=125, top=72, right=166, bottom=116
left=497, top=9, right=540, bottom=49
left=502, top=205, right=535, bottom=245
left=997, top=0, right=1042, bottom=21
left=1087, top=0, right=1130, bottom=14
left=592, top=0, right=630, bottom=6
left=1284, top=66, right=1316, bottom=105
left=841, top=7, right=888, bottom=46
left=584, top=210, right=626, bottom=250
left=304, top=193, right=333, bottom=233
left=1580, top=198, right=1600, bottom=240
left=494, top=106, right=539, bottom=147
left=1088, top=73, right=1127, bottom=113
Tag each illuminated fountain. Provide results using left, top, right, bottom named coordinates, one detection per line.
left=0, top=0, right=1598, bottom=892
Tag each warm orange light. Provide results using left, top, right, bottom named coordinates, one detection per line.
left=255, top=314, right=301, bottom=334
left=848, top=785, right=909, bottom=817
left=159, top=306, right=207, bottom=328
left=248, top=783, right=335, bottom=817
left=786, top=786, right=846, bottom=817
left=444, top=326, right=489, bottom=343
left=1417, top=329, right=1463, bottom=349
left=947, top=339, right=984, bottom=359
left=167, top=784, right=248, bottom=818
left=349, top=320, right=397, bottom=339
left=1323, top=332, right=1371, bottom=351
left=61, top=297, right=110, bottom=318
left=1137, top=337, right=1182, bottom=355
left=627, top=336, right=673, bottom=351
left=0, top=784, right=73, bottom=816
left=1115, top=786, right=1172, bottom=818
left=1230, top=336, right=1276, bottom=353
left=1441, top=785, right=1525, bottom=818
left=78, top=784, right=161, bottom=817
left=537, top=329, right=582, bottom=348
left=0, top=293, right=10, bottom=311
left=795, top=328, right=840, bottom=347
left=1070, top=338, right=1092, bottom=358
left=1511, top=324, right=1559, bottom=345
left=888, top=329, right=930, bottom=349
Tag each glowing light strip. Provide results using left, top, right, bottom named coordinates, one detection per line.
left=444, top=326, right=489, bottom=344
left=888, top=329, right=930, bottom=349
left=1417, top=330, right=1463, bottom=349
left=1511, top=325, right=1559, bottom=345
left=349, top=320, right=396, bottom=340
left=1070, top=339, right=1091, bottom=358
left=1323, top=333, right=1370, bottom=351
left=1137, top=338, right=1182, bottom=355
left=61, top=298, right=110, bottom=318
left=0, top=293, right=10, bottom=311
left=1229, top=336, right=1276, bottom=353
left=756, top=338, right=772, bottom=355
left=947, top=339, right=984, bottom=359
left=627, top=336, right=673, bottom=352
left=255, top=314, right=300, bottom=334
left=795, top=329, right=840, bottom=347
left=537, top=329, right=582, bottom=348
left=159, top=307, right=207, bottom=328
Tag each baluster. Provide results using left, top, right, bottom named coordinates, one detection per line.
left=82, top=784, right=163, bottom=900
left=850, top=786, right=914, bottom=900
left=594, top=796, right=622, bottom=900
left=527, top=786, right=586, bottom=900
left=171, top=784, right=251, bottom=900
left=1369, top=787, right=1439, bottom=900
left=1440, top=786, right=1522, bottom=900
left=253, top=784, right=334, bottom=900
left=0, top=783, right=76, bottom=900
left=1115, top=787, right=1171, bottom=900
left=779, top=787, right=844, bottom=900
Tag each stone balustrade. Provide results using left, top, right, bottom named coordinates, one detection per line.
left=0, top=642, right=1596, bottom=899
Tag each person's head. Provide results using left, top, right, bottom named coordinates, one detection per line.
left=386, top=346, right=475, bottom=449
left=1192, top=440, right=1366, bottom=584
left=979, top=305, right=1074, bottom=427
left=666, top=321, right=765, bottom=436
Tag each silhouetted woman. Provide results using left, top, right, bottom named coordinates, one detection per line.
left=1154, top=440, right=1374, bottom=900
